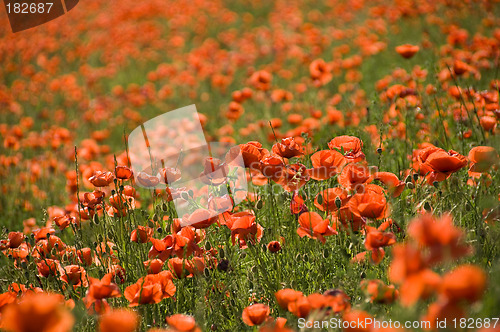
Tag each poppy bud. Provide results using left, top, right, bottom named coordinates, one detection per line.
left=217, top=259, right=229, bottom=272
left=303, top=253, right=309, bottom=262
left=93, top=215, right=99, bottom=225
left=424, top=202, right=432, bottom=211
left=335, top=197, right=342, bottom=209
left=181, top=192, right=190, bottom=200
left=162, top=203, right=168, bottom=211
left=219, top=248, right=225, bottom=259
left=323, top=248, right=329, bottom=258
left=157, top=227, right=162, bottom=234
left=255, top=200, right=263, bottom=210
left=205, top=241, right=212, bottom=251
left=376, top=148, right=383, bottom=154
left=413, top=173, right=419, bottom=181
left=317, top=194, right=323, bottom=205
left=405, top=175, right=412, bottom=183
left=203, top=267, right=210, bottom=278
left=407, top=182, right=415, bottom=190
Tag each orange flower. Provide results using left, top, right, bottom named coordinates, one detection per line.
left=166, top=314, right=201, bottom=332
left=260, top=155, right=286, bottom=182
left=242, top=303, right=270, bottom=326
left=277, top=163, right=310, bottom=192
left=124, top=271, right=176, bottom=306
left=407, top=213, right=472, bottom=265
left=360, top=279, right=398, bottom=304
left=338, top=163, right=373, bottom=191
left=364, top=226, right=396, bottom=251
left=84, top=273, right=121, bottom=314
left=310, top=59, right=332, bottom=86
left=160, top=167, right=182, bottom=184
left=240, top=141, right=268, bottom=169
left=422, top=300, right=465, bottom=331
left=297, top=212, right=337, bottom=244
left=99, top=309, right=139, bottom=332
left=415, top=146, right=467, bottom=184
left=372, top=172, right=405, bottom=197
left=468, top=146, right=499, bottom=173
left=115, top=166, right=133, bottom=180
left=89, top=171, right=114, bottom=187
left=398, top=269, right=441, bottom=307
left=272, top=137, right=304, bottom=159
left=1, top=293, right=74, bottom=332
left=168, top=257, right=205, bottom=278
left=148, top=235, right=175, bottom=261
left=60, top=265, right=88, bottom=288
left=275, top=289, right=303, bottom=310
left=230, top=212, right=263, bottom=249
left=308, top=150, right=346, bottom=180
left=181, top=209, right=217, bottom=229
left=439, top=264, right=487, bottom=303
left=249, top=70, right=272, bottom=91
left=342, top=310, right=373, bottom=332
left=144, top=259, right=164, bottom=274
left=130, top=226, right=154, bottom=243
left=348, top=184, right=390, bottom=220
left=395, top=44, right=419, bottom=59
left=328, top=136, right=365, bottom=163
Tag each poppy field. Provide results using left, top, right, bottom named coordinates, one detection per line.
left=1, top=0, right=500, bottom=331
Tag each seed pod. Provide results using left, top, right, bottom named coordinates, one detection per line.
left=335, top=197, right=342, bottom=209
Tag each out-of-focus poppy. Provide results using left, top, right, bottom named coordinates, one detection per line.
left=1, top=293, right=74, bottom=332
left=439, top=264, right=487, bottom=303
left=395, top=44, right=419, bottom=59
left=360, top=279, right=398, bottom=304
left=165, top=314, right=201, bottom=332
left=468, top=146, right=499, bottom=173
left=99, top=309, right=139, bottom=332
left=242, top=303, right=270, bottom=326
